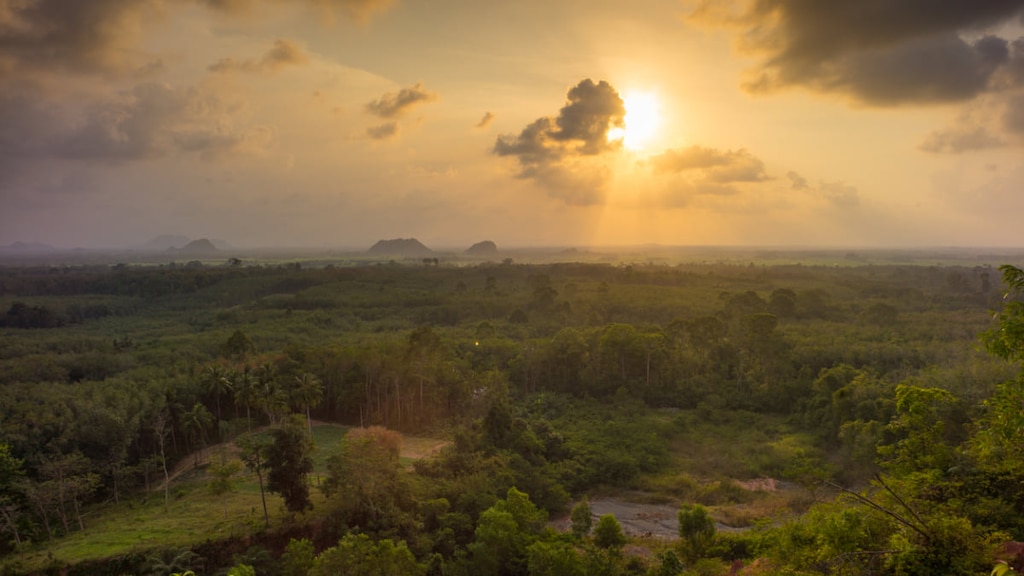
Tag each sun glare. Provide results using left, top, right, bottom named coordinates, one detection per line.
left=609, top=91, right=661, bottom=151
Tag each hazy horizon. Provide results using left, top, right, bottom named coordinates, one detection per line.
left=2, top=1, right=1023, bottom=249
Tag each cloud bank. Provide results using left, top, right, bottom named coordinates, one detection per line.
left=693, top=0, right=1024, bottom=151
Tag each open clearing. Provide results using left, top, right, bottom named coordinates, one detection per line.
left=6, top=423, right=449, bottom=573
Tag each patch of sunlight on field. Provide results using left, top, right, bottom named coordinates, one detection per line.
left=12, top=473, right=295, bottom=571
left=8, top=423, right=447, bottom=572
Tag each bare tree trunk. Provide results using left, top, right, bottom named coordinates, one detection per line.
left=0, top=501, right=22, bottom=545
left=254, top=453, right=269, bottom=528
left=646, top=350, right=651, bottom=388
left=154, top=410, right=171, bottom=511
left=25, top=487, right=53, bottom=541
left=72, top=494, right=85, bottom=531
left=111, top=465, right=120, bottom=504
left=52, top=466, right=70, bottom=535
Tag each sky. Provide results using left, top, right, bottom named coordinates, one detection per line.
left=1, top=0, right=1024, bottom=250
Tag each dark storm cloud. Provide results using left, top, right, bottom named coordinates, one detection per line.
left=917, top=38, right=1024, bottom=152
left=365, top=83, right=438, bottom=119
left=208, top=39, right=309, bottom=74
left=197, top=0, right=397, bottom=17
left=0, top=0, right=152, bottom=74
left=651, top=146, right=768, bottom=183
left=493, top=79, right=625, bottom=205
left=0, top=0, right=394, bottom=77
left=0, top=0, right=386, bottom=181
left=0, top=90, right=66, bottom=185
left=694, top=0, right=1024, bottom=105
left=1003, top=92, right=1024, bottom=134
left=548, top=79, right=627, bottom=153
left=366, top=121, right=398, bottom=139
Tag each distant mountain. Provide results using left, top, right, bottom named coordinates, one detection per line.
left=170, top=238, right=218, bottom=253
left=466, top=240, right=498, bottom=255
left=143, top=235, right=191, bottom=250
left=368, top=238, right=433, bottom=257
left=1, top=241, right=54, bottom=251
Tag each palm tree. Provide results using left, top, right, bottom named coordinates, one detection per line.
left=232, top=367, right=259, bottom=432
left=143, top=548, right=200, bottom=576
left=292, top=372, right=323, bottom=439
left=180, top=403, right=213, bottom=468
left=200, top=363, right=232, bottom=423
left=257, top=361, right=288, bottom=424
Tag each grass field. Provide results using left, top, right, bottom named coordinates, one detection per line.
left=2, top=424, right=448, bottom=573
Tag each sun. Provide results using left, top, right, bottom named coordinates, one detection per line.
left=609, top=91, right=661, bottom=151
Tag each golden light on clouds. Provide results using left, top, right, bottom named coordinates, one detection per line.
left=1, top=1, right=1023, bottom=248
left=609, top=91, right=662, bottom=151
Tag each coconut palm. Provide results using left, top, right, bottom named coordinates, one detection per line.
left=180, top=402, right=213, bottom=468
left=200, top=363, right=232, bottom=422
left=231, top=367, right=259, bottom=432
left=292, top=372, right=323, bottom=438
left=257, top=361, right=288, bottom=424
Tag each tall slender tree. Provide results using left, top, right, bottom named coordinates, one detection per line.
left=238, top=432, right=270, bottom=527
left=231, top=367, right=259, bottom=432
left=200, top=363, right=232, bottom=423
left=181, top=403, right=214, bottom=468
left=258, top=361, right=288, bottom=425
left=292, top=373, right=323, bottom=439
left=152, top=407, right=172, bottom=511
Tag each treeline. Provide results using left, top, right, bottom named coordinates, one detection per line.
left=1, top=260, right=1022, bottom=574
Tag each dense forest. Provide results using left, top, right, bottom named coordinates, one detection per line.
left=1, top=254, right=1023, bottom=575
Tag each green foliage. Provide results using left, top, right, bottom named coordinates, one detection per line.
left=322, top=426, right=415, bottom=534
left=593, top=514, right=627, bottom=551
left=466, top=488, right=546, bottom=576
left=206, top=451, right=241, bottom=518
left=884, top=514, right=998, bottom=576
left=236, top=431, right=272, bottom=526
left=141, top=548, right=200, bottom=576
left=570, top=497, right=593, bottom=539
left=677, top=504, right=715, bottom=562
left=982, top=265, right=1024, bottom=362
left=877, top=384, right=958, bottom=479
left=974, top=265, right=1024, bottom=480
left=652, top=549, right=684, bottom=576
left=2, top=258, right=1021, bottom=573
left=311, top=533, right=425, bottom=576
left=222, top=329, right=256, bottom=359
left=280, top=538, right=315, bottom=576
left=264, top=415, right=314, bottom=513
left=526, top=540, right=586, bottom=576
left=755, top=502, right=892, bottom=573
left=971, top=375, right=1024, bottom=476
